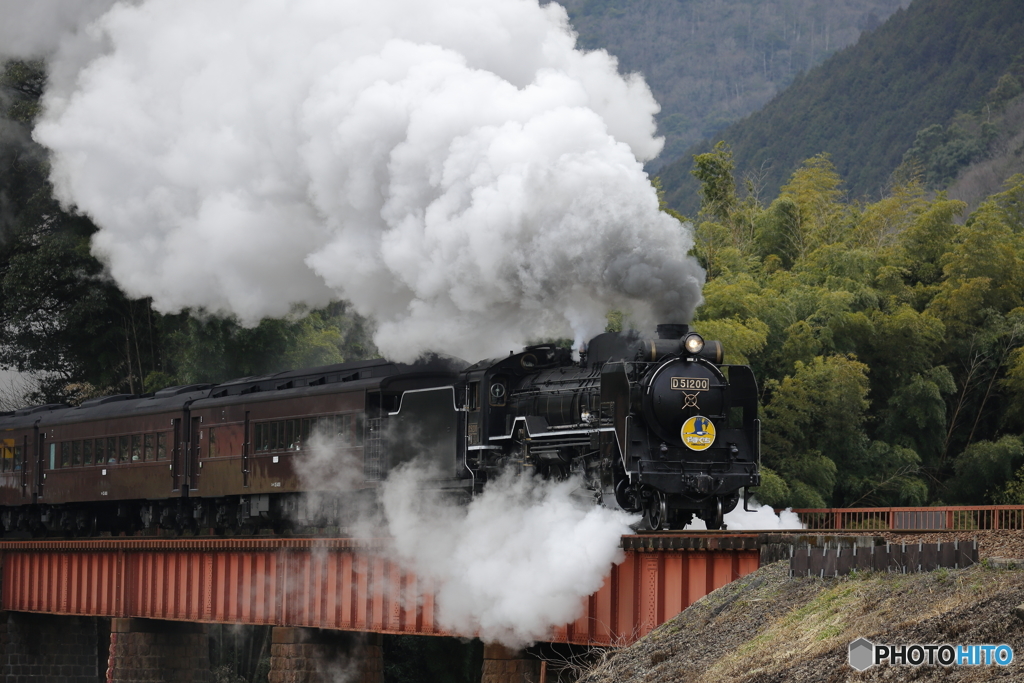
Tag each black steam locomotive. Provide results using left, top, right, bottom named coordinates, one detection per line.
left=461, top=323, right=760, bottom=529
left=0, top=324, right=759, bottom=535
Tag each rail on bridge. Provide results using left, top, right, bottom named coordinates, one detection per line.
left=0, top=534, right=762, bottom=647
left=787, top=505, right=1024, bottom=531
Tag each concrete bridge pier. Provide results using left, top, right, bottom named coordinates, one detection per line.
left=481, top=643, right=542, bottom=683
left=0, top=611, right=545, bottom=683
left=1, top=613, right=211, bottom=683
left=0, top=614, right=393, bottom=683
left=269, top=627, right=383, bottom=683
left=0, top=611, right=105, bottom=683
left=107, top=617, right=211, bottom=682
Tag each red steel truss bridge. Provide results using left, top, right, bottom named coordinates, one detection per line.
left=0, top=533, right=760, bottom=647
left=0, top=505, right=1019, bottom=647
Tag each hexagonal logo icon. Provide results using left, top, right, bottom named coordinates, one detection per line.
left=849, top=638, right=875, bottom=671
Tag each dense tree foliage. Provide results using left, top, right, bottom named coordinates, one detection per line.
left=902, top=57, right=1024, bottom=193
left=658, top=0, right=1024, bottom=214
left=560, top=0, right=909, bottom=169
left=688, top=140, right=1024, bottom=507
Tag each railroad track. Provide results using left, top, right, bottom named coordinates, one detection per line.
left=629, top=528, right=998, bottom=535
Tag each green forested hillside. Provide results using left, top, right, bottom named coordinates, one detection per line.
left=658, top=0, right=1024, bottom=214
left=682, top=142, right=1024, bottom=508
left=938, top=92, right=1024, bottom=209
left=561, top=0, right=909, bottom=169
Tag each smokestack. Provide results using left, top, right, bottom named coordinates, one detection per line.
left=657, top=323, right=689, bottom=340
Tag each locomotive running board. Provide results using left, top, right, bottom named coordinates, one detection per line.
left=488, top=417, right=615, bottom=441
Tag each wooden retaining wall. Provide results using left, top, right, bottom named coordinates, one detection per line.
left=790, top=540, right=978, bottom=577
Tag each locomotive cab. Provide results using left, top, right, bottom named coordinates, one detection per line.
left=457, top=344, right=579, bottom=473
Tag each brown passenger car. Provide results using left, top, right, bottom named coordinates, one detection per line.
left=186, top=357, right=464, bottom=529
left=0, top=405, right=64, bottom=514
left=0, top=357, right=464, bottom=535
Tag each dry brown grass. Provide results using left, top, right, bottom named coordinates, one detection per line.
left=579, top=559, right=1024, bottom=683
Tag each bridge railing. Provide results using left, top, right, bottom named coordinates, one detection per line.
left=784, top=506, right=1024, bottom=531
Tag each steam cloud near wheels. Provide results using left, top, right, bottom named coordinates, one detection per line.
left=2, top=0, right=704, bottom=362
left=295, top=431, right=637, bottom=648
left=295, top=431, right=800, bottom=647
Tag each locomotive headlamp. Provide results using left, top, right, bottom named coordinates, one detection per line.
left=683, top=333, right=705, bottom=355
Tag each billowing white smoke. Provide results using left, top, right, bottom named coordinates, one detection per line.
left=685, top=499, right=805, bottom=531
left=295, top=432, right=637, bottom=647
left=0, top=0, right=124, bottom=103
left=380, top=465, right=637, bottom=647
left=0, top=0, right=115, bottom=59
left=291, top=430, right=376, bottom=534
left=14, top=0, right=703, bottom=361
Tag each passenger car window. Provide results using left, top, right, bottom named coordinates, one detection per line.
left=286, top=420, right=298, bottom=450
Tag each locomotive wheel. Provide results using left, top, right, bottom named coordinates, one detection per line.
left=74, top=511, right=98, bottom=538
left=723, top=492, right=740, bottom=515
left=644, top=492, right=667, bottom=531
left=704, top=498, right=725, bottom=530
left=614, top=478, right=643, bottom=513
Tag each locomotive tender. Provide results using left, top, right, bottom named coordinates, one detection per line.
left=0, top=324, right=759, bottom=535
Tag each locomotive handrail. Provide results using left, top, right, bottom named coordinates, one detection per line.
left=781, top=506, right=1024, bottom=531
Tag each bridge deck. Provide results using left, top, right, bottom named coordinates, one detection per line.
left=0, top=535, right=761, bottom=647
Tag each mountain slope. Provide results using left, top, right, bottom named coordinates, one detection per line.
left=944, top=94, right=1024, bottom=210
left=658, top=0, right=1024, bottom=214
left=560, top=0, right=910, bottom=170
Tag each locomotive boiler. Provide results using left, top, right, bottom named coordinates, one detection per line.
left=457, top=323, right=760, bottom=529
left=0, top=324, right=759, bottom=535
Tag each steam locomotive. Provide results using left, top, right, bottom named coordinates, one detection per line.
left=0, top=323, right=759, bottom=535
